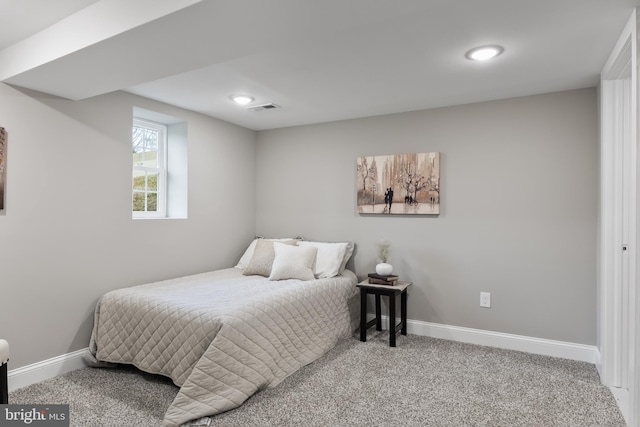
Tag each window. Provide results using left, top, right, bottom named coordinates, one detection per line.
left=131, top=107, right=188, bottom=219
left=132, top=119, right=167, bottom=217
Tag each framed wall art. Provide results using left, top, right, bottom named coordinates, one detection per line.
left=0, top=127, right=5, bottom=213
left=356, top=152, right=440, bottom=215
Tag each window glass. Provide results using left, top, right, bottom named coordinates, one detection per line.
left=132, top=119, right=166, bottom=217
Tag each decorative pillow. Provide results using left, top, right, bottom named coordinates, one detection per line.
left=243, top=239, right=297, bottom=277
left=297, top=241, right=349, bottom=278
left=339, top=241, right=355, bottom=273
left=235, top=237, right=296, bottom=270
left=269, top=243, right=318, bottom=281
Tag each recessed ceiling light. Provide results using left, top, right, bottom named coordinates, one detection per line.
left=465, top=45, right=504, bottom=61
left=230, top=95, right=254, bottom=105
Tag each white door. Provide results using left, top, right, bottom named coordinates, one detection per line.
left=599, top=9, right=637, bottom=426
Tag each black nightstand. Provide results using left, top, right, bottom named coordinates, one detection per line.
left=357, top=280, right=412, bottom=347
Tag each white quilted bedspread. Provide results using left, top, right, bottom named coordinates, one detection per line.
left=87, top=268, right=358, bottom=426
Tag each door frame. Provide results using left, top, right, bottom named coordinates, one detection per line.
left=599, top=9, right=637, bottom=425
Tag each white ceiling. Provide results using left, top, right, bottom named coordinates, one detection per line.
left=0, top=0, right=99, bottom=50
left=1, top=0, right=638, bottom=130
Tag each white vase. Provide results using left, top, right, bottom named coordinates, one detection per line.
left=375, top=262, right=393, bottom=276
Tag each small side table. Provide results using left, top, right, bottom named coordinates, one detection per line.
left=357, top=280, right=412, bottom=347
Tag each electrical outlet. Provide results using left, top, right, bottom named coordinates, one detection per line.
left=480, top=292, right=491, bottom=308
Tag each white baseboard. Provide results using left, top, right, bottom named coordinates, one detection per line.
left=8, top=348, right=88, bottom=392
left=595, top=349, right=603, bottom=378
left=368, top=315, right=598, bottom=364
left=609, top=386, right=630, bottom=426
left=7, top=319, right=599, bottom=392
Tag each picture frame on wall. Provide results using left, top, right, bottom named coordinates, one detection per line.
left=0, top=127, right=5, bottom=213
left=356, top=152, right=440, bottom=215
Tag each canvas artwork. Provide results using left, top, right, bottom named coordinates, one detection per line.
left=356, top=152, right=440, bottom=215
left=0, top=127, right=5, bottom=212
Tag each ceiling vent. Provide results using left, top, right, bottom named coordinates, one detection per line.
left=247, top=103, right=281, bottom=112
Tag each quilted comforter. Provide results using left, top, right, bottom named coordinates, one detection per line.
left=86, top=267, right=358, bottom=426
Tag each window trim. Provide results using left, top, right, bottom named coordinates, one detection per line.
left=132, top=118, right=168, bottom=218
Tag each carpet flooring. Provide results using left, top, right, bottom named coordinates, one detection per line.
left=9, top=332, right=626, bottom=426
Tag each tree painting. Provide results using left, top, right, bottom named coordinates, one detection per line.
left=356, top=152, right=440, bottom=215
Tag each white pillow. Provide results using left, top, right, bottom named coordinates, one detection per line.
left=297, top=241, right=349, bottom=278
left=269, top=243, right=318, bottom=281
left=339, top=242, right=355, bottom=274
left=235, top=238, right=295, bottom=270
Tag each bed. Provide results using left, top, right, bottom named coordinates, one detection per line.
left=86, top=239, right=358, bottom=426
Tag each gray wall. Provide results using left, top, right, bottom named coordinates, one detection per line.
left=256, top=88, right=598, bottom=345
left=0, top=84, right=257, bottom=369
left=0, top=85, right=597, bottom=370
